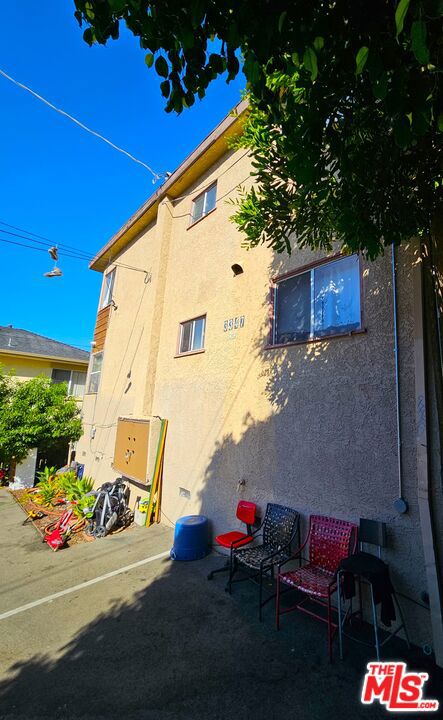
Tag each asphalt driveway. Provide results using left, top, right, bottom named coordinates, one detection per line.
left=0, top=490, right=440, bottom=720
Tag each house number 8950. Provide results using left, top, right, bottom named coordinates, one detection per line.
left=223, top=315, right=245, bottom=331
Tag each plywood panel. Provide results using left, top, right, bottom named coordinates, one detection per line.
left=113, top=418, right=150, bottom=483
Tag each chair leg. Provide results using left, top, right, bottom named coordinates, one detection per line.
left=327, top=592, right=333, bottom=662
left=227, top=551, right=236, bottom=594
left=394, top=592, right=411, bottom=649
left=208, top=558, right=229, bottom=580
left=259, top=567, right=263, bottom=622
left=337, top=571, right=343, bottom=660
left=370, top=582, right=381, bottom=661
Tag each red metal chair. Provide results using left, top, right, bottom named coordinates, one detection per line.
left=207, top=500, right=257, bottom=580
left=276, top=515, right=357, bottom=660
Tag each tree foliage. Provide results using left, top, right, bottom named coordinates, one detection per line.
left=74, top=1, right=443, bottom=256
left=0, top=370, right=82, bottom=466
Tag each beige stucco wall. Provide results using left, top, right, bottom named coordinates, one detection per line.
left=77, top=147, right=434, bottom=651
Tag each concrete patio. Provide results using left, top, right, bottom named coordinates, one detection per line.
left=0, top=489, right=440, bottom=720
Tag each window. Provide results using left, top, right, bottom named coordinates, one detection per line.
left=70, top=371, right=87, bottom=398
left=101, top=269, right=116, bottom=308
left=51, top=369, right=87, bottom=398
left=178, top=316, right=206, bottom=355
left=273, top=254, right=361, bottom=345
left=87, top=352, right=103, bottom=393
left=191, top=183, right=217, bottom=224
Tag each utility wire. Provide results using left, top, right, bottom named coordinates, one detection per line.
left=0, top=220, right=92, bottom=257
left=0, top=228, right=91, bottom=260
left=0, top=230, right=91, bottom=261
left=0, top=67, right=164, bottom=182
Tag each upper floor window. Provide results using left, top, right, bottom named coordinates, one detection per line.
left=101, top=269, right=116, bottom=308
left=191, top=183, right=217, bottom=224
left=51, top=369, right=87, bottom=398
left=272, top=254, right=361, bottom=345
left=87, top=352, right=103, bottom=393
left=178, top=316, right=206, bottom=355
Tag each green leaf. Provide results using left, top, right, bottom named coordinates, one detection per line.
left=395, top=0, right=411, bottom=38
left=160, top=80, right=170, bottom=98
left=394, top=115, right=411, bottom=147
left=313, top=36, right=324, bottom=51
left=355, top=46, right=369, bottom=75
left=155, top=56, right=169, bottom=78
left=278, top=11, right=287, bottom=33
left=303, top=47, right=318, bottom=81
left=372, top=71, right=388, bottom=99
left=145, top=53, right=154, bottom=68
left=437, top=113, right=443, bottom=131
left=411, top=21, right=429, bottom=64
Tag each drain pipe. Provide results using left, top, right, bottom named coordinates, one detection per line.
left=392, top=245, right=408, bottom=513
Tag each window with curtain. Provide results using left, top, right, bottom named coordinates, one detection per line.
left=101, top=269, right=116, bottom=308
left=191, top=183, right=217, bottom=224
left=87, top=352, right=103, bottom=393
left=178, top=316, right=206, bottom=354
left=51, top=368, right=71, bottom=385
left=273, top=255, right=361, bottom=344
left=51, top=369, right=87, bottom=397
left=70, top=371, right=87, bottom=398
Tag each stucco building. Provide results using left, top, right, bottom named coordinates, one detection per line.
left=77, top=101, right=443, bottom=663
left=0, top=325, right=89, bottom=483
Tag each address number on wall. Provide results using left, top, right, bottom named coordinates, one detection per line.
left=223, top=316, right=245, bottom=332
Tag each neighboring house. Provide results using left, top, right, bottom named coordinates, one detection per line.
left=0, top=325, right=89, bottom=484
left=77, top=100, right=443, bottom=663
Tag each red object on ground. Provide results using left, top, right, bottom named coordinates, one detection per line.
left=43, top=509, right=73, bottom=551
left=276, top=514, right=357, bottom=661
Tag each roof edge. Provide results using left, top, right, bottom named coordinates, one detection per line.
left=89, top=98, right=249, bottom=272
left=0, top=348, right=89, bottom=366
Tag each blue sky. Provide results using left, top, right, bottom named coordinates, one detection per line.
left=0, top=2, right=244, bottom=350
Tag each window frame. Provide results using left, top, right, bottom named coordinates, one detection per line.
left=189, top=183, right=217, bottom=227
left=176, top=315, right=207, bottom=357
left=101, top=268, right=116, bottom=309
left=86, top=351, right=104, bottom=394
left=268, top=253, right=365, bottom=348
left=51, top=368, right=87, bottom=398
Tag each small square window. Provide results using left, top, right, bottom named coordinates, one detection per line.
left=191, top=183, right=217, bottom=224
left=178, top=316, right=206, bottom=355
left=87, top=352, right=103, bottom=393
left=101, top=269, right=116, bottom=308
left=273, top=254, right=361, bottom=345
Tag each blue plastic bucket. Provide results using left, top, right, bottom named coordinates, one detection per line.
left=170, top=515, right=209, bottom=561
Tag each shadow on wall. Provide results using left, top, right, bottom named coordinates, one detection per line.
left=193, top=243, right=432, bottom=646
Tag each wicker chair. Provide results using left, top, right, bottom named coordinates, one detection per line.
left=228, top=503, right=300, bottom=620
left=276, top=515, right=357, bottom=660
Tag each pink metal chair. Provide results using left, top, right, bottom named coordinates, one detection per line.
left=276, top=515, right=357, bottom=660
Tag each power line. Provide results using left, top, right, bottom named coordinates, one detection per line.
left=0, top=220, right=92, bottom=257
left=0, top=235, right=89, bottom=260
left=0, top=228, right=91, bottom=260
left=0, top=67, right=164, bottom=182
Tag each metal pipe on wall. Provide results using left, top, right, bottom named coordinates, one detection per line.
left=392, top=244, right=407, bottom=512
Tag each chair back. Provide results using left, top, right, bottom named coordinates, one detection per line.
left=359, top=518, right=387, bottom=558
left=236, top=500, right=256, bottom=526
left=262, top=503, right=299, bottom=548
left=309, top=515, right=357, bottom=573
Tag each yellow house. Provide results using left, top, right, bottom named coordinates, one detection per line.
left=77, top=100, right=443, bottom=661
left=0, top=325, right=89, bottom=484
